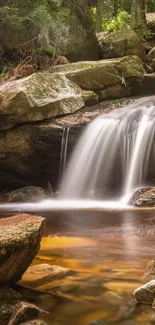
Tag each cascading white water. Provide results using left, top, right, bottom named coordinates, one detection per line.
left=60, top=97, right=155, bottom=201
left=59, top=127, right=70, bottom=181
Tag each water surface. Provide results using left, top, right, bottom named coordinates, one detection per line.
left=17, top=209, right=155, bottom=325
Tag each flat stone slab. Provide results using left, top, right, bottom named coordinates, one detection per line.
left=0, top=214, right=45, bottom=284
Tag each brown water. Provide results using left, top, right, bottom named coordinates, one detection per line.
left=19, top=209, right=155, bottom=325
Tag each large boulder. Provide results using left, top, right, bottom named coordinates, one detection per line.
left=97, top=30, right=146, bottom=61
left=66, top=32, right=99, bottom=62
left=0, top=121, right=63, bottom=189
left=0, top=72, right=84, bottom=131
left=0, top=214, right=44, bottom=284
left=130, top=187, right=155, bottom=207
left=51, top=56, right=145, bottom=100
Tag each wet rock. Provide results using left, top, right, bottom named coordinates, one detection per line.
left=151, top=60, right=155, bottom=72
left=143, top=63, right=153, bottom=74
left=8, top=302, right=39, bottom=325
left=148, top=47, right=155, bottom=64
left=143, top=41, right=152, bottom=54
left=0, top=286, right=39, bottom=325
left=21, top=263, right=75, bottom=288
left=99, top=290, right=123, bottom=306
left=104, top=281, right=138, bottom=293
left=116, top=296, right=136, bottom=321
left=0, top=72, right=84, bottom=130
left=0, top=121, right=63, bottom=190
left=0, top=186, right=47, bottom=202
left=133, top=281, right=155, bottom=304
left=97, top=30, right=146, bottom=61
left=0, top=214, right=44, bottom=284
left=141, top=258, right=155, bottom=282
left=0, top=286, right=21, bottom=325
left=142, top=73, right=155, bottom=95
left=130, top=187, right=155, bottom=207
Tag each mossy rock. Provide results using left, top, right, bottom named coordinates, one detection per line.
left=0, top=72, right=84, bottom=131
left=97, top=29, right=146, bottom=62
left=51, top=56, right=144, bottom=92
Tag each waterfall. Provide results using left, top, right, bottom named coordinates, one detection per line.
left=60, top=96, right=155, bottom=200
left=59, top=127, right=70, bottom=181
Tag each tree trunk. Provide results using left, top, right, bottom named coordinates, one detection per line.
left=96, top=0, right=103, bottom=33
left=131, top=0, right=146, bottom=29
left=113, top=0, right=119, bottom=16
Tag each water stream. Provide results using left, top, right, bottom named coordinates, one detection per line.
left=60, top=96, right=155, bottom=202
left=59, top=127, right=70, bottom=182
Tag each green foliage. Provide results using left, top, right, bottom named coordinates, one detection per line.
left=0, top=0, right=71, bottom=59
left=103, top=11, right=131, bottom=32
left=134, top=23, right=152, bottom=41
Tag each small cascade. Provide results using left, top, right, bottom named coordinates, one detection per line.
left=60, top=96, right=155, bottom=200
left=59, top=127, right=70, bottom=181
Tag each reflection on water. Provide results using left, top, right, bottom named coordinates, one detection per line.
left=19, top=209, right=155, bottom=325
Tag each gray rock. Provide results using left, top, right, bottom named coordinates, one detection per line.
left=133, top=280, right=155, bottom=304
left=51, top=56, right=145, bottom=92
left=8, top=302, right=39, bottom=325
left=148, top=47, right=155, bottom=64
left=97, top=30, right=146, bottom=61
left=141, top=73, right=155, bottom=95
left=1, top=186, right=47, bottom=202
left=0, top=287, right=39, bottom=325
left=130, top=187, right=155, bottom=207
left=0, top=72, right=84, bottom=130
left=0, top=214, right=44, bottom=284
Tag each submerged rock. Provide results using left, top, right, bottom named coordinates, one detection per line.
left=1, top=186, right=47, bottom=202
left=0, top=72, right=84, bottom=130
left=88, top=319, right=106, bottom=325
left=0, top=287, right=39, bottom=325
left=19, top=321, right=48, bottom=325
left=21, top=263, right=75, bottom=288
left=148, top=312, right=155, bottom=324
left=97, top=30, right=146, bottom=61
left=130, top=187, right=155, bottom=207
left=116, top=296, right=136, bottom=321
left=133, top=281, right=155, bottom=304
left=0, top=214, right=44, bottom=284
